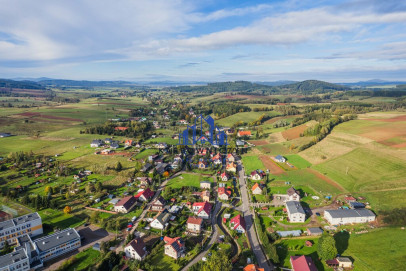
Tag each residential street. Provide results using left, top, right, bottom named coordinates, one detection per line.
left=181, top=201, right=222, bottom=270
left=236, top=158, right=274, bottom=271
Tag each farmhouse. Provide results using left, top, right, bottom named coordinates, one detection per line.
left=200, top=180, right=211, bottom=189
left=150, top=196, right=166, bottom=212
left=290, top=255, right=318, bottom=271
left=218, top=187, right=232, bottom=201
left=275, top=155, right=286, bottom=163
left=237, top=130, right=252, bottom=137
left=285, top=201, right=306, bottom=223
left=192, top=202, right=212, bottom=219
left=186, top=216, right=203, bottom=234
left=230, top=214, right=246, bottom=233
left=124, top=238, right=147, bottom=261
left=324, top=209, right=376, bottom=225
left=150, top=210, right=171, bottom=229
left=114, top=196, right=137, bottom=213
left=252, top=183, right=263, bottom=195
left=90, top=139, right=103, bottom=147
left=287, top=187, right=300, bottom=201
left=164, top=236, right=185, bottom=259
left=135, top=188, right=154, bottom=202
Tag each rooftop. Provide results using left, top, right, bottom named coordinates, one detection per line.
left=34, top=228, right=80, bottom=252
left=0, top=212, right=41, bottom=231
left=325, top=209, right=375, bottom=218
left=0, top=249, right=28, bottom=268
left=286, top=201, right=305, bottom=215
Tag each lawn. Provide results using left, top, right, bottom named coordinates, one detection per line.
left=167, top=173, right=202, bottom=188
left=343, top=228, right=406, bottom=271
left=285, top=154, right=312, bottom=169
left=313, top=147, right=406, bottom=192
left=134, top=148, right=157, bottom=159
left=276, top=237, right=325, bottom=270
left=144, top=137, right=177, bottom=144
left=256, top=143, right=290, bottom=156
left=353, top=189, right=406, bottom=213
left=149, top=246, right=182, bottom=271
left=38, top=208, right=84, bottom=230
left=242, top=155, right=265, bottom=174
left=66, top=248, right=102, bottom=271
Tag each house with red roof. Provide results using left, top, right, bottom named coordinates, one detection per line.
left=124, top=139, right=133, bottom=147
left=252, top=183, right=263, bottom=195
left=218, top=187, right=232, bottom=201
left=226, top=153, right=235, bottom=162
left=226, top=162, right=237, bottom=173
left=135, top=188, right=154, bottom=202
left=164, top=236, right=185, bottom=259
left=115, top=126, right=128, bottom=131
left=230, top=214, right=246, bottom=233
left=114, top=196, right=137, bottom=213
left=0, top=210, right=11, bottom=222
left=186, top=216, right=203, bottom=234
left=290, top=255, right=318, bottom=271
left=220, top=172, right=229, bottom=182
left=243, top=264, right=264, bottom=271
left=192, top=202, right=212, bottom=219
left=345, top=196, right=356, bottom=203
left=198, top=160, right=209, bottom=169
left=124, top=237, right=147, bottom=261
left=237, top=130, right=252, bottom=137
left=251, top=170, right=266, bottom=180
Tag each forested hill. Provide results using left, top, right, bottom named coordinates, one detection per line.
left=279, top=80, right=349, bottom=92
left=0, top=79, right=44, bottom=89
left=165, top=80, right=349, bottom=94
left=164, top=81, right=277, bottom=93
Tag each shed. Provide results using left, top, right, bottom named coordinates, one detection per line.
left=276, top=230, right=301, bottom=237
left=306, top=227, right=323, bottom=236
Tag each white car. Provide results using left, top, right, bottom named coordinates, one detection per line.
left=132, top=216, right=137, bottom=221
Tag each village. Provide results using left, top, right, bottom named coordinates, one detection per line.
left=0, top=112, right=381, bottom=271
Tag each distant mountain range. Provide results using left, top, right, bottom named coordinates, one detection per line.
left=2, top=77, right=406, bottom=90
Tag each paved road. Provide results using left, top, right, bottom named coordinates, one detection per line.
left=236, top=158, right=273, bottom=271
left=181, top=201, right=222, bottom=270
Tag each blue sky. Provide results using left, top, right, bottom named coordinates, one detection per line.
left=0, top=0, right=405, bottom=82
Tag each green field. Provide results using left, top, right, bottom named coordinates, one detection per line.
left=256, top=143, right=290, bottom=155
left=167, top=173, right=202, bottom=188
left=38, top=208, right=84, bottom=230
left=353, top=190, right=406, bottom=213
left=67, top=248, right=102, bottom=271
left=242, top=155, right=265, bottom=173
left=344, top=228, right=406, bottom=271
left=313, top=147, right=406, bottom=192
left=149, top=246, right=182, bottom=271
left=135, top=148, right=157, bottom=159
left=285, top=154, right=312, bottom=169
left=216, top=111, right=280, bottom=126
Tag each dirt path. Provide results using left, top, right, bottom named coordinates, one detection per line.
left=306, top=168, right=346, bottom=192
left=259, top=155, right=285, bottom=175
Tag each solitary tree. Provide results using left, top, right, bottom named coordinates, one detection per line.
left=318, top=233, right=337, bottom=260
left=116, top=162, right=123, bottom=171
left=63, top=205, right=72, bottom=214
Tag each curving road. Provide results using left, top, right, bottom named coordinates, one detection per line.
left=236, top=158, right=274, bottom=271
left=181, top=201, right=222, bottom=271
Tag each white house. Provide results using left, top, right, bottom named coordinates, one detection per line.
left=287, top=187, right=300, bottom=201
left=150, top=210, right=171, bottom=229
left=200, top=180, right=211, bottom=189
left=275, top=155, right=286, bottom=163
left=324, top=209, right=376, bottom=225
left=124, top=238, right=147, bottom=261
left=230, top=214, right=246, bottom=233
left=251, top=183, right=263, bottom=195
left=192, top=202, right=212, bottom=219
left=90, top=139, right=103, bottom=148
left=285, top=201, right=306, bottom=223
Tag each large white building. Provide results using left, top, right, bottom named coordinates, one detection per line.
left=324, top=209, right=376, bottom=225
left=0, top=227, right=80, bottom=271
left=285, top=201, right=306, bottom=223
left=0, top=212, right=43, bottom=248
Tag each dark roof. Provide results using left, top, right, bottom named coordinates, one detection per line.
left=127, top=238, right=146, bottom=258
left=115, top=196, right=137, bottom=210
left=154, top=210, right=171, bottom=225
left=0, top=212, right=41, bottom=230
left=307, top=227, right=323, bottom=234
left=34, top=228, right=80, bottom=252
left=0, top=248, right=28, bottom=268
left=152, top=196, right=165, bottom=206
left=286, top=201, right=305, bottom=215
left=325, top=209, right=375, bottom=218
left=287, top=187, right=299, bottom=196
left=141, top=163, right=152, bottom=172
left=349, top=202, right=366, bottom=209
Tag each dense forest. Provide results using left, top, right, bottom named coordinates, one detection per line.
left=0, top=79, right=44, bottom=89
